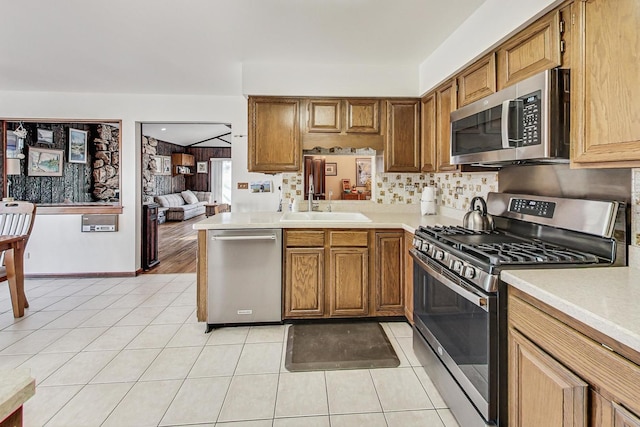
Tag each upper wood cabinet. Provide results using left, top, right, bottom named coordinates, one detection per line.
left=435, top=80, right=458, bottom=172
left=420, top=93, right=437, bottom=172
left=346, top=99, right=380, bottom=134
left=171, top=153, right=195, bottom=167
left=497, top=10, right=563, bottom=90
left=457, top=53, right=497, bottom=107
left=570, top=0, right=640, bottom=168
left=248, top=96, right=301, bottom=173
left=308, top=99, right=342, bottom=133
left=384, top=99, right=421, bottom=172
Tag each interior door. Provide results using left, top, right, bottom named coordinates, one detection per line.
left=304, top=156, right=325, bottom=200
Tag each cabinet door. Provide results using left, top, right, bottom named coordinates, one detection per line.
left=284, top=248, right=324, bottom=318
left=403, top=231, right=414, bottom=323
left=346, top=99, right=380, bottom=134
left=420, top=93, right=437, bottom=172
left=457, top=53, right=497, bottom=107
left=384, top=99, right=420, bottom=172
left=591, top=390, right=640, bottom=427
left=248, top=97, right=301, bottom=172
left=374, top=232, right=404, bottom=315
left=570, top=0, right=640, bottom=167
left=328, top=247, right=369, bottom=317
left=497, top=10, right=562, bottom=89
left=509, top=328, right=588, bottom=427
left=436, top=81, right=458, bottom=172
left=308, top=99, right=341, bottom=133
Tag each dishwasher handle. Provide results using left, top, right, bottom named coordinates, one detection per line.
left=211, top=234, right=277, bottom=242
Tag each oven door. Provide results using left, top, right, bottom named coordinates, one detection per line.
left=412, top=250, right=497, bottom=423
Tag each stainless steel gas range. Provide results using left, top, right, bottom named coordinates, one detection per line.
left=410, top=192, right=627, bottom=427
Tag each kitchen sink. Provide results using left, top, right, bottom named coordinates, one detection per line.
left=279, top=211, right=372, bottom=222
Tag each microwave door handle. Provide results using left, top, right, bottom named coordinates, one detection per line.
left=501, top=100, right=512, bottom=149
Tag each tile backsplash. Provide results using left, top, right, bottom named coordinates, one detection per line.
left=282, top=171, right=498, bottom=211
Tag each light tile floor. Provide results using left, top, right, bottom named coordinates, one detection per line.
left=0, top=274, right=459, bottom=427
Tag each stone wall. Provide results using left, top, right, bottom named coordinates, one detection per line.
left=92, top=124, right=120, bottom=201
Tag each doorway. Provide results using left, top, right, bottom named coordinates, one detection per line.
left=140, top=122, right=232, bottom=274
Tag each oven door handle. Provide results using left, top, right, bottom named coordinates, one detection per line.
left=413, top=252, right=489, bottom=311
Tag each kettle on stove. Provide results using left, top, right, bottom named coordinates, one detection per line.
left=463, top=196, right=495, bottom=231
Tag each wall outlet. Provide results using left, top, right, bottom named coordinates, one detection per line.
left=237, top=182, right=249, bottom=190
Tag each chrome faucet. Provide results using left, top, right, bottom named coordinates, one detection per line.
left=308, top=175, right=314, bottom=212
left=327, top=190, right=333, bottom=212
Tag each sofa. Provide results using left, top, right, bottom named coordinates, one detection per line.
left=154, top=190, right=212, bottom=221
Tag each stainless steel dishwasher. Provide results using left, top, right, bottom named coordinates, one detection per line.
left=206, top=228, right=282, bottom=329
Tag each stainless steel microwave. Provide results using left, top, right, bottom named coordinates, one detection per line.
left=450, top=68, right=569, bottom=165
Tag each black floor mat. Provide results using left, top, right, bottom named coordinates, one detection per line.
left=284, top=322, right=400, bottom=372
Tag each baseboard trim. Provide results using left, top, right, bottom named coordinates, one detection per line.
left=25, top=271, right=137, bottom=279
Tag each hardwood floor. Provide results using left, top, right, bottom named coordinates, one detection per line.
left=144, top=215, right=203, bottom=274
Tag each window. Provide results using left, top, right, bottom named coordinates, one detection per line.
left=210, top=159, right=232, bottom=205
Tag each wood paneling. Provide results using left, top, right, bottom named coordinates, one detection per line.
left=185, top=147, right=230, bottom=192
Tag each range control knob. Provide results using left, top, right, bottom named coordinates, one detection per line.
left=413, top=238, right=421, bottom=248
left=463, top=266, right=476, bottom=279
left=421, top=242, right=431, bottom=252
left=452, top=260, right=463, bottom=273
left=433, top=250, right=444, bottom=261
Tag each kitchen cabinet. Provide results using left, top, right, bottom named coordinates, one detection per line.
left=403, top=230, right=414, bottom=323
left=570, top=0, right=640, bottom=167
left=142, top=203, right=160, bottom=270
left=373, top=231, right=404, bottom=316
left=435, top=80, right=458, bottom=172
left=328, top=230, right=369, bottom=317
left=284, top=231, right=325, bottom=318
left=457, top=53, right=497, bottom=107
left=171, top=153, right=195, bottom=176
left=248, top=96, right=301, bottom=173
left=497, top=9, right=563, bottom=90
left=345, top=99, right=380, bottom=134
left=308, top=99, right=342, bottom=133
left=384, top=99, right=421, bottom=172
left=508, top=288, right=640, bottom=426
left=420, top=93, right=437, bottom=172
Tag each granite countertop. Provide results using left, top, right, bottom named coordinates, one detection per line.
left=0, top=368, right=35, bottom=422
left=501, top=267, right=640, bottom=355
left=192, top=209, right=462, bottom=233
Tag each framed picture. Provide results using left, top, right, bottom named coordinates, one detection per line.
left=28, top=147, right=64, bottom=176
left=250, top=180, right=272, bottom=193
left=197, top=161, right=208, bottom=173
left=355, top=158, right=372, bottom=186
left=37, top=128, right=54, bottom=145
left=162, top=156, right=172, bottom=174
left=325, top=162, right=337, bottom=176
left=6, top=131, right=18, bottom=158
left=68, top=128, right=88, bottom=163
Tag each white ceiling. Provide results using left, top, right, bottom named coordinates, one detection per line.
left=142, top=123, right=232, bottom=147
left=0, top=0, right=486, bottom=96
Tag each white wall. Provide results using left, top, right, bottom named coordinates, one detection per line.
left=418, top=0, right=564, bottom=95
left=242, top=62, right=419, bottom=97
left=0, top=90, right=269, bottom=274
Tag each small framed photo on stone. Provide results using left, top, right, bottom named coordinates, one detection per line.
left=197, top=162, right=208, bottom=173
left=68, top=128, right=88, bottom=163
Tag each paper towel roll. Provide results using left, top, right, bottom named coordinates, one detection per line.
left=421, top=186, right=435, bottom=202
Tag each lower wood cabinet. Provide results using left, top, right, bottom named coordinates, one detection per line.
left=328, top=247, right=368, bottom=317
left=284, top=247, right=324, bottom=317
left=374, top=231, right=404, bottom=316
left=283, top=229, right=404, bottom=320
left=403, top=230, right=414, bottom=323
left=508, top=288, right=640, bottom=427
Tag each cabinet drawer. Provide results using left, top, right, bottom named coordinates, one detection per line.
left=329, top=231, right=368, bottom=247
left=509, top=293, right=640, bottom=416
left=285, top=230, right=325, bottom=247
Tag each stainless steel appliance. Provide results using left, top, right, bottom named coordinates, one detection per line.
left=206, top=228, right=282, bottom=330
left=411, top=192, right=627, bottom=426
left=450, top=68, right=570, bottom=166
